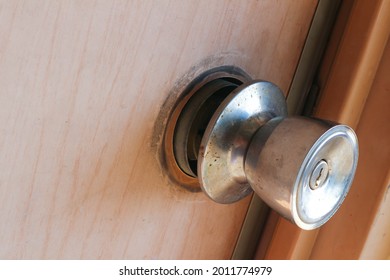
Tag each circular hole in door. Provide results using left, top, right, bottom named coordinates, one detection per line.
left=163, top=66, right=251, bottom=191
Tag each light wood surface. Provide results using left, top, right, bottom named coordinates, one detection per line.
left=0, top=0, right=316, bottom=259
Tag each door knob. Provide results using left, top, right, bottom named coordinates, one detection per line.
left=172, top=77, right=358, bottom=230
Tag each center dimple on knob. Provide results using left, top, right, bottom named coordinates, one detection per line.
left=309, top=160, right=329, bottom=190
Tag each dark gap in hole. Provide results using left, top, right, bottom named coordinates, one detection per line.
left=221, top=77, right=244, bottom=85
left=172, top=68, right=250, bottom=179
left=187, top=80, right=238, bottom=175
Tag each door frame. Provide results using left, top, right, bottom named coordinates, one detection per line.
left=253, top=0, right=390, bottom=259
left=232, top=0, right=342, bottom=259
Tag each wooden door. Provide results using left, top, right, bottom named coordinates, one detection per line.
left=0, top=0, right=317, bottom=259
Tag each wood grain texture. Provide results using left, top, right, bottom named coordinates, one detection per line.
left=0, top=0, right=316, bottom=259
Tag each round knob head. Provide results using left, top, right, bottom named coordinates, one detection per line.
left=245, top=117, right=359, bottom=230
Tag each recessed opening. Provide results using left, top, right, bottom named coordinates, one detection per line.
left=174, top=78, right=241, bottom=177
left=163, top=66, right=251, bottom=191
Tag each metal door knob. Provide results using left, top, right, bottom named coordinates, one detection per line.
left=196, top=80, right=358, bottom=230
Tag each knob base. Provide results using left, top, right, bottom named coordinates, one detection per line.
left=198, top=81, right=287, bottom=203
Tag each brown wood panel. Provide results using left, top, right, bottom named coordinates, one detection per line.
left=315, top=0, right=390, bottom=128
left=258, top=0, right=390, bottom=259
left=311, top=37, right=390, bottom=259
left=0, top=0, right=316, bottom=259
